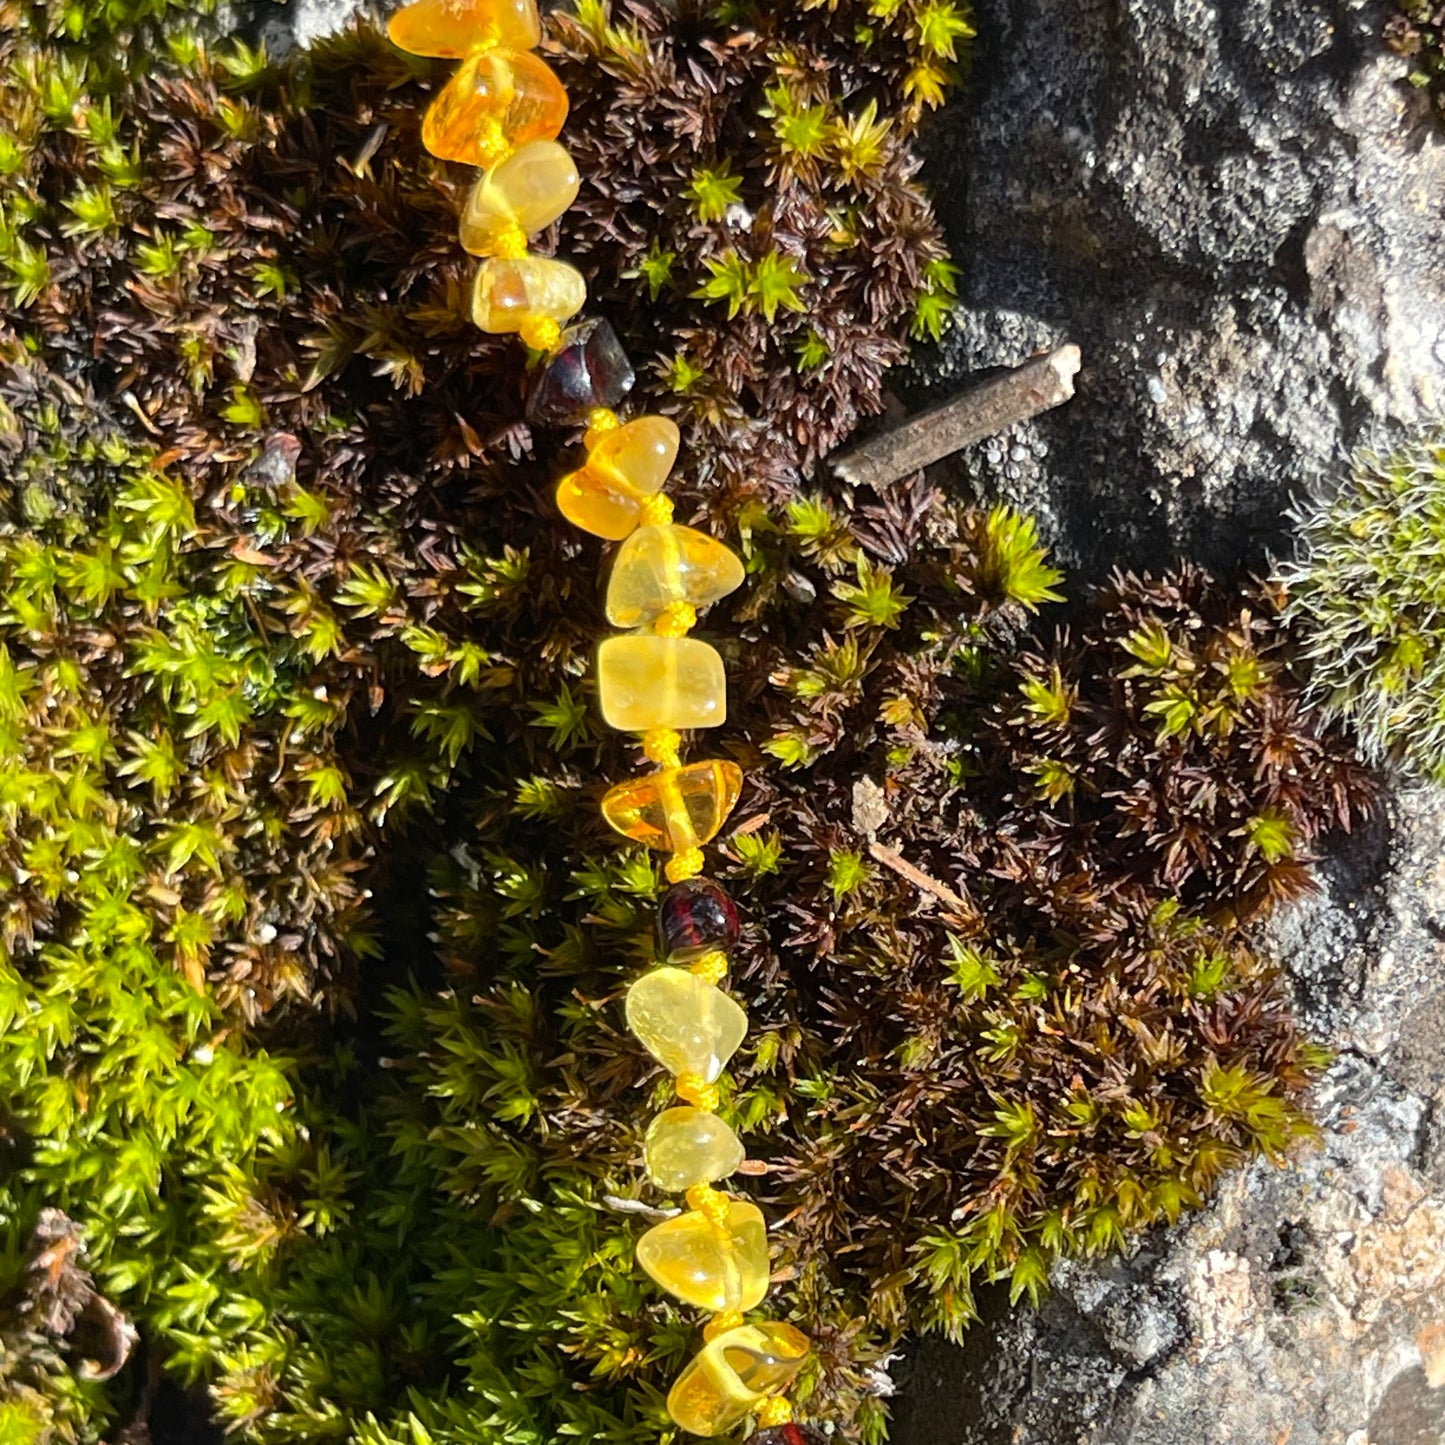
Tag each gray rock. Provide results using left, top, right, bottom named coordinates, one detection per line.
left=905, top=0, right=1445, bottom=582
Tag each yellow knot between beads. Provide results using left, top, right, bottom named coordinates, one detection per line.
left=653, top=601, right=697, bottom=638
left=490, top=221, right=529, bottom=260
left=643, top=727, right=682, bottom=770
left=690, top=950, right=728, bottom=984
left=666, top=847, right=705, bottom=884
left=704, top=1308, right=745, bottom=1341
left=473, top=116, right=510, bottom=170
left=588, top=407, right=621, bottom=434
left=519, top=315, right=562, bottom=352
left=676, top=1073, right=720, bottom=1111
left=686, top=1183, right=731, bottom=1227
left=640, top=493, right=674, bottom=527
left=757, top=1398, right=794, bottom=1427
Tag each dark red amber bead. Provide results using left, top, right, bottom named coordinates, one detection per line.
left=744, top=1426, right=829, bottom=1445
left=657, top=877, right=740, bottom=962
left=525, top=317, right=635, bottom=426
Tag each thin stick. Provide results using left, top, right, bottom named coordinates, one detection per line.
left=831, top=344, right=1082, bottom=489
left=867, top=840, right=976, bottom=924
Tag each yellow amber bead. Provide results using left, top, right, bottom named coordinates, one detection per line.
left=421, top=49, right=568, bottom=169
left=645, top=1106, right=745, bottom=1192
left=387, top=0, right=541, bottom=57
left=635, top=1200, right=769, bottom=1312
left=667, top=1323, right=811, bottom=1437
left=597, top=636, right=726, bottom=733
left=600, top=760, right=742, bottom=854
left=471, top=256, right=586, bottom=336
left=459, top=140, right=581, bottom=257
left=605, top=524, right=746, bottom=630
left=555, top=416, right=681, bottom=540
left=625, top=966, right=746, bottom=1082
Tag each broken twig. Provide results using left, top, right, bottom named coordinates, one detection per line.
left=868, top=841, right=977, bottom=925
left=830, top=344, right=1082, bottom=489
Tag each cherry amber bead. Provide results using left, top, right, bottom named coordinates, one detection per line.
left=636, top=1198, right=769, bottom=1312
left=745, top=1425, right=829, bottom=1445
left=600, top=760, right=742, bottom=854
left=667, top=1323, right=811, bottom=1437
left=388, top=0, right=541, bottom=58
left=658, top=878, right=739, bottom=962
left=606, top=524, right=746, bottom=629
left=556, top=415, right=680, bottom=540
left=645, top=1106, right=745, bottom=1191
left=460, top=140, right=580, bottom=256
left=471, top=256, right=586, bottom=336
left=625, top=966, right=747, bottom=1082
left=421, top=49, right=568, bottom=169
left=526, top=317, right=636, bottom=426
left=597, top=635, right=726, bottom=733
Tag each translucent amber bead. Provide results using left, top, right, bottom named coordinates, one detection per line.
left=597, top=636, right=726, bottom=733
left=421, top=49, right=568, bottom=169
left=606, top=524, right=746, bottom=630
left=667, top=1323, right=812, bottom=1437
left=625, top=966, right=746, bottom=1082
left=388, top=0, right=541, bottom=57
left=600, top=760, right=742, bottom=854
left=471, top=256, right=586, bottom=336
left=658, top=878, right=740, bottom=963
left=460, top=140, right=580, bottom=256
left=645, top=1106, right=745, bottom=1192
left=556, top=415, right=679, bottom=539
left=636, top=1199, right=768, bottom=1312
left=746, top=1426, right=827, bottom=1445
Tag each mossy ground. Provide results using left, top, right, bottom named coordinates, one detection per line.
left=0, top=3, right=1378, bottom=1443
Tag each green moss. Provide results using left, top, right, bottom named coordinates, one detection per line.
left=1281, top=429, right=1445, bottom=777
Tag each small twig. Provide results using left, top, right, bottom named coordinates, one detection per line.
left=830, top=344, right=1082, bottom=489
left=868, top=840, right=976, bottom=925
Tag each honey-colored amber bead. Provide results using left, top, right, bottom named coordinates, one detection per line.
left=471, top=256, right=586, bottom=336
left=667, top=1323, right=812, bottom=1437
left=387, top=0, right=541, bottom=57
left=636, top=1199, right=768, bottom=1312
left=645, top=1106, right=745, bottom=1192
left=606, top=524, right=746, bottom=630
left=556, top=416, right=681, bottom=540
left=600, top=760, right=742, bottom=854
left=625, top=966, right=746, bottom=1082
left=597, top=636, right=726, bottom=733
left=459, top=140, right=581, bottom=256
left=421, top=49, right=568, bottom=169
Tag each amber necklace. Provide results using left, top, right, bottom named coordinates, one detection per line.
left=386, top=0, right=815, bottom=1437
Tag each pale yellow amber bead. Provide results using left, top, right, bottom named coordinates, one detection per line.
left=459, top=140, right=581, bottom=257
left=600, top=760, right=743, bottom=854
left=421, top=49, right=568, bottom=169
left=625, top=966, right=746, bottom=1082
left=645, top=1106, right=745, bottom=1192
left=556, top=416, right=681, bottom=540
left=388, top=0, right=541, bottom=58
left=597, top=635, right=725, bottom=732
left=635, top=1199, right=769, bottom=1312
left=471, top=256, right=586, bottom=336
left=667, top=1322, right=812, bottom=1437
left=605, top=524, right=745, bottom=630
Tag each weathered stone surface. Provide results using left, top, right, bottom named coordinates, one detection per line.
left=906, top=0, right=1445, bottom=581
left=893, top=787, right=1445, bottom=1445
